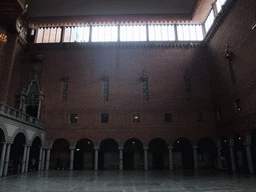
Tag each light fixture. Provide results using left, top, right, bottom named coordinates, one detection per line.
left=239, top=137, right=241, bottom=140
left=88, top=141, right=90, bottom=144
left=224, top=140, right=226, bottom=143
left=134, top=116, right=138, bottom=119
left=132, top=141, right=135, bottom=144
left=177, top=141, right=179, bottom=143
left=76, top=149, right=80, bottom=151
left=0, top=33, right=7, bottom=43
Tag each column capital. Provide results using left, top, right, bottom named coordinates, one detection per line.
left=143, top=146, right=148, bottom=150
left=94, top=146, right=100, bottom=150
left=168, top=146, right=173, bottom=149
left=69, top=146, right=76, bottom=150
left=1, top=141, right=7, bottom=145
left=118, top=146, right=124, bottom=150
left=192, top=146, right=198, bottom=149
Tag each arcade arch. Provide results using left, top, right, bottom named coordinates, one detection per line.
left=123, top=138, right=143, bottom=170
left=99, top=138, right=119, bottom=170
left=173, top=138, right=193, bottom=169
left=51, top=138, right=70, bottom=170
left=74, top=139, right=94, bottom=170
left=148, top=138, right=168, bottom=170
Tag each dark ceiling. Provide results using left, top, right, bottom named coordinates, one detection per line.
left=27, top=0, right=197, bottom=17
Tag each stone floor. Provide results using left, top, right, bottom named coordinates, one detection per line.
left=0, top=169, right=256, bottom=192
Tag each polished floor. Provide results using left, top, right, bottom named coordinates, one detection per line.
left=0, top=169, right=256, bottom=192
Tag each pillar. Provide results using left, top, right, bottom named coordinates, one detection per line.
left=217, top=141, right=221, bottom=157
left=41, top=149, right=45, bottom=170
left=38, top=146, right=43, bottom=170
left=25, top=146, right=30, bottom=172
left=4, top=142, right=12, bottom=176
left=193, top=146, right=198, bottom=170
left=21, top=145, right=27, bottom=173
left=45, top=148, right=51, bottom=170
left=94, top=146, right=99, bottom=171
left=168, top=146, right=173, bottom=170
left=229, top=144, right=236, bottom=172
left=245, top=144, right=254, bottom=174
left=144, top=146, right=148, bottom=171
left=0, top=142, right=7, bottom=177
left=119, top=146, right=123, bottom=171
left=69, top=147, right=75, bottom=171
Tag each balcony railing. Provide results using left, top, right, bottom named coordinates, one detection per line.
left=0, top=102, right=46, bottom=130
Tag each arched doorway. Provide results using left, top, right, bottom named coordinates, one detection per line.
left=51, top=139, right=70, bottom=170
left=99, top=139, right=119, bottom=170
left=74, top=139, right=94, bottom=170
left=123, top=139, right=143, bottom=170
left=148, top=138, right=168, bottom=170
left=233, top=133, right=248, bottom=174
left=173, top=138, right=193, bottom=169
left=9, top=133, right=26, bottom=174
left=197, top=137, right=217, bottom=169
left=29, top=137, right=42, bottom=172
left=251, top=129, right=256, bottom=175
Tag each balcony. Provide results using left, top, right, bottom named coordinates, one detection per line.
left=0, top=102, right=46, bottom=130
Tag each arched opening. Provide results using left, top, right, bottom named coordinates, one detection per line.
left=173, top=138, right=193, bottom=169
left=233, top=133, right=248, bottom=174
left=251, top=129, right=256, bottom=175
left=29, top=137, right=42, bottom=172
left=51, top=139, right=70, bottom=170
left=74, top=139, right=94, bottom=170
left=197, top=137, right=217, bottom=169
left=218, top=136, right=230, bottom=171
left=9, top=133, right=26, bottom=174
left=123, top=138, right=143, bottom=170
left=99, top=138, right=119, bottom=170
left=148, top=138, right=168, bottom=170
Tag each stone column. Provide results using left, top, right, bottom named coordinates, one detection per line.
left=143, top=146, right=148, bottom=171
left=94, top=146, right=99, bottom=171
left=38, top=146, right=43, bottom=170
left=229, top=144, right=236, bottom=172
left=25, top=146, right=30, bottom=172
left=217, top=141, right=221, bottom=158
left=0, top=142, right=7, bottom=177
left=41, top=149, right=45, bottom=170
left=45, top=148, right=51, bottom=170
left=69, top=147, right=75, bottom=171
left=193, top=146, right=198, bottom=170
left=245, top=144, right=254, bottom=174
left=21, top=145, right=27, bottom=173
left=119, top=146, right=123, bottom=171
left=4, top=142, right=12, bottom=176
left=168, top=146, right=173, bottom=170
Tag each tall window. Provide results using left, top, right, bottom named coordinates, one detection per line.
left=64, top=26, right=90, bottom=42
left=148, top=24, right=175, bottom=41
left=216, top=0, right=227, bottom=13
left=204, top=9, right=215, bottom=33
left=91, top=25, right=118, bottom=42
left=177, top=25, right=203, bottom=41
left=120, top=25, right=147, bottom=41
left=36, top=27, right=62, bottom=43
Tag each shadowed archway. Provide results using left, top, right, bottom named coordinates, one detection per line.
left=51, top=139, right=70, bottom=170
left=123, top=138, right=143, bottom=170
left=148, top=138, right=168, bottom=170
left=99, top=138, right=119, bottom=170
left=74, top=139, right=94, bottom=170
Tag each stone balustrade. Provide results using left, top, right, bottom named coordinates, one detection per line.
left=0, top=102, right=46, bottom=130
